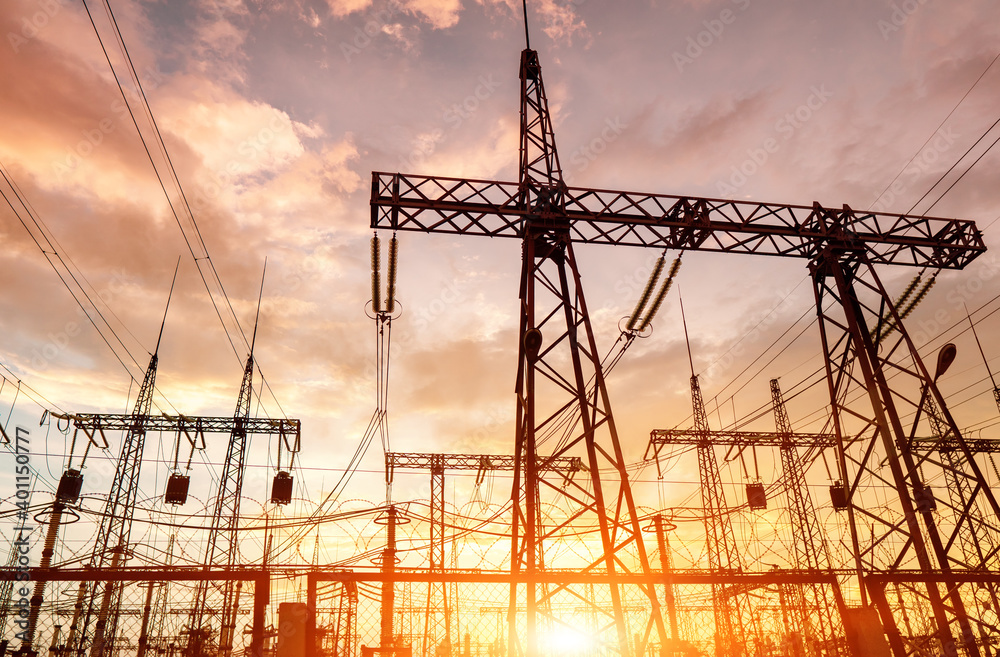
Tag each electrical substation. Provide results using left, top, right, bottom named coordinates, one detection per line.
left=3, top=3, right=1000, bottom=657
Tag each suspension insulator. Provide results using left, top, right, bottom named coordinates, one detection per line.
left=638, top=257, right=682, bottom=330
left=875, top=275, right=937, bottom=346
left=627, top=256, right=664, bottom=330
left=385, top=235, right=398, bottom=313
left=873, top=274, right=922, bottom=343
left=900, top=276, right=936, bottom=320
left=895, top=274, right=922, bottom=310
left=667, top=256, right=682, bottom=280
left=371, top=234, right=381, bottom=313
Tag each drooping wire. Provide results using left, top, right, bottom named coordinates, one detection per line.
left=868, top=49, right=1000, bottom=212
left=0, top=162, right=145, bottom=382
left=80, top=0, right=288, bottom=421
left=917, top=126, right=1000, bottom=215
left=266, top=233, right=401, bottom=561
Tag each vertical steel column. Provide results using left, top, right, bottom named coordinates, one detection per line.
left=654, top=515, right=680, bottom=642
left=251, top=575, right=269, bottom=657
left=811, top=249, right=988, bottom=657
left=307, top=573, right=317, bottom=657
left=382, top=506, right=397, bottom=650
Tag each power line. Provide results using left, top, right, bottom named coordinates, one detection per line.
left=80, top=0, right=288, bottom=422
left=869, top=50, right=1000, bottom=212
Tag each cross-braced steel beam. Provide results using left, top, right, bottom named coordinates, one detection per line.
left=812, top=248, right=1000, bottom=657
left=371, top=34, right=989, bottom=657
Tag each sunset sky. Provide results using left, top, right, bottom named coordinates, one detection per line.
left=3, top=0, right=1000, bottom=564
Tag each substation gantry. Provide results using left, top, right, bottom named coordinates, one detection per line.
left=383, top=452, right=583, bottom=656
left=10, top=270, right=298, bottom=657
left=369, top=30, right=994, bottom=657
left=647, top=379, right=843, bottom=657
left=46, top=363, right=299, bottom=657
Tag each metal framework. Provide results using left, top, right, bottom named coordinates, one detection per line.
left=371, top=36, right=990, bottom=657
left=649, top=428, right=836, bottom=451
left=812, top=249, right=1000, bottom=657
left=384, top=451, right=583, bottom=656
left=371, top=176, right=983, bottom=269
left=304, top=564, right=851, bottom=655
left=924, top=393, right=1000, bottom=654
left=374, top=47, right=672, bottom=657
left=62, top=413, right=298, bottom=437
left=186, top=352, right=257, bottom=657
left=0, top=567, right=270, bottom=657
left=84, top=353, right=159, bottom=657
left=691, top=374, right=761, bottom=657
left=54, top=377, right=297, bottom=657
left=385, top=452, right=583, bottom=475
left=385, top=451, right=584, bottom=569
left=771, top=379, right=843, bottom=657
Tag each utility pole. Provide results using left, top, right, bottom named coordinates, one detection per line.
left=77, top=262, right=179, bottom=657
left=772, top=379, right=841, bottom=657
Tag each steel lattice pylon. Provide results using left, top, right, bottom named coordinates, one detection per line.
left=812, top=248, right=1000, bottom=657
left=647, top=378, right=849, bottom=657
left=689, top=374, right=761, bottom=657
left=370, top=36, right=992, bottom=657
left=504, top=47, right=667, bottom=657
left=186, top=353, right=255, bottom=657
left=83, top=352, right=158, bottom=657
left=771, top=379, right=844, bottom=657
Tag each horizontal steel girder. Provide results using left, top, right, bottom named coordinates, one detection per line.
left=371, top=172, right=985, bottom=269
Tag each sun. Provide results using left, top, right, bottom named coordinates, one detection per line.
left=537, top=624, right=598, bottom=656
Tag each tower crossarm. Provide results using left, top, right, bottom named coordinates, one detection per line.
left=648, top=428, right=837, bottom=449
left=372, top=172, right=985, bottom=269
left=911, top=436, right=1000, bottom=453
left=385, top=451, right=583, bottom=474
left=60, top=413, right=299, bottom=437
left=647, top=429, right=1000, bottom=452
